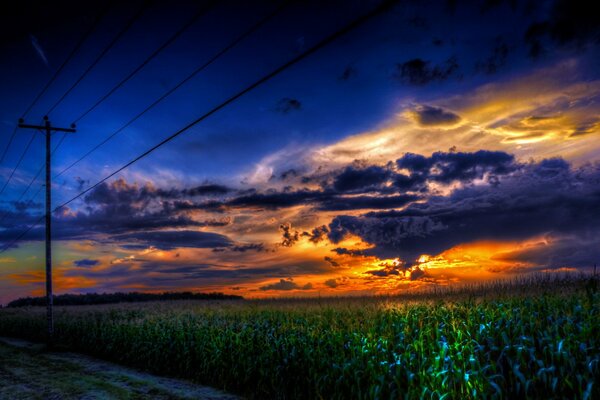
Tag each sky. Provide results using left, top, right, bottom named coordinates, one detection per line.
left=0, top=0, right=599, bottom=303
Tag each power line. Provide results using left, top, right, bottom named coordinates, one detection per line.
left=0, top=131, right=37, bottom=196
left=45, top=0, right=151, bottom=116
left=1, top=0, right=396, bottom=254
left=72, top=1, right=217, bottom=124
left=9, top=1, right=218, bottom=201
left=22, top=3, right=114, bottom=119
left=0, top=3, right=111, bottom=164
left=55, top=0, right=395, bottom=211
left=0, top=126, right=19, bottom=165
left=55, top=2, right=288, bottom=180
left=0, top=215, right=44, bottom=253
left=0, top=134, right=66, bottom=226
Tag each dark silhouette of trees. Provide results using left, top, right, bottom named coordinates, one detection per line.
left=7, top=291, right=242, bottom=307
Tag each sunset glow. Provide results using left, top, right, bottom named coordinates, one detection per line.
left=1, top=0, right=599, bottom=304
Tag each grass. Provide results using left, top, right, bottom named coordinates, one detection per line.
left=0, top=339, right=237, bottom=399
left=0, top=274, right=598, bottom=399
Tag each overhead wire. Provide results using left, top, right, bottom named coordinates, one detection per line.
left=10, top=0, right=221, bottom=203
left=1, top=0, right=150, bottom=203
left=44, top=0, right=151, bottom=116
left=0, top=0, right=397, bottom=253
left=72, top=0, right=218, bottom=124
left=0, top=135, right=67, bottom=226
left=54, top=1, right=289, bottom=180
left=0, top=2, right=112, bottom=164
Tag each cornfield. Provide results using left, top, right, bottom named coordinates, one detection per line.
left=1, top=274, right=598, bottom=399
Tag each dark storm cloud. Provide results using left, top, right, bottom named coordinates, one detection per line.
left=0, top=150, right=526, bottom=253
left=395, top=57, right=459, bottom=85
left=259, top=278, right=313, bottom=291
left=0, top=178, right=239, bottom=250
left=327, top=158, right=600, bottom=266
left=279, top=223, right=300, bottom=247
left=396, top=150, right=516, bottom=185
left=410, top=105, right=461, bottom=126
left=229, top=243, right=267, bottom=252
left=332, top=247, right=364, bottom=257
left=317, top=194, right=419, bottom=211
left=73, top=259, right=100, bottom=267
left=275, top=97, right=302, bottom=114
left=111, top=230, right=234, bottom=251
left=524, top=0, right=600, bottom=58
left=304, top=225, right=329, bottom=243
left=227, top=189, right=325, bottom=209
left=365, top=267, right=400, bottom=277
left=46, top=179, right=234, bottom=242
left=183, top=184, right=232, bottom=197
left=332, top=165, right=391, bottom=192
left=173, top=150, right=521, bottom=218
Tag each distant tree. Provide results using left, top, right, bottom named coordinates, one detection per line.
left=7, top=292, right=243, bottom=307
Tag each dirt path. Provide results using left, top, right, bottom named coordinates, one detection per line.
left=0, top=337, right=240, bottom=400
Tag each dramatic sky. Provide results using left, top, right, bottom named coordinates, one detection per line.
left=1, top=0, right=599, bottom=303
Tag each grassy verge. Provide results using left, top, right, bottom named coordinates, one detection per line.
left=0, top=338, right=238, bottom=399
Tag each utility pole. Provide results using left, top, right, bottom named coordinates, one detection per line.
left=18, top=116, right=76, bottom=346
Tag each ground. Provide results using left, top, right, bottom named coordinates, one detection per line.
left=0, top=337, right=239, bottom=400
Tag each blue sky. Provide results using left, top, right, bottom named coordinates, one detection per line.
left=1, top=0, right=599, bottom=303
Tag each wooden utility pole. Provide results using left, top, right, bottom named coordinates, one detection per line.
left=18, top=116, right=76, bottom=345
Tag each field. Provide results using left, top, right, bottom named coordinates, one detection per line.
left=0, top=274, right=598, bottom=399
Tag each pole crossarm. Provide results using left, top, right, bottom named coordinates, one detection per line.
left=18, top=123, right=76, bottom=133
left=16, top=116, right=76, bottom=346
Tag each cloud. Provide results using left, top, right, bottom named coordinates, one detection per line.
left=75, top=177, right=90, bottom=191
left=112, top=230, right=234, bottom=251
left=475, top=36, right=509, bottom=75
left=324, top=277, right=348, bottom=288
left=326, top=156, right=600, bottom=266
left=259, top=278, right=312, bottom=291
left=394, top=57, right=459, bottom=85
left=332, top=165, right=391, bottom=192
left=275, top=98, right=302, bottom=114
left=408, top=105, right=461, bottom=127
left=339, top=65, right=357, bottom=81
left=229, top=243, right=267, bottom=252
left=183, top=184, right=232, bottom=196
left=73, top=259, right=100, bottom=267
left=524, top=0, right=600, bottom=58
left=188, top=150, right=515, bottom=215
left=332, top=247, right=364, bottom=257
left=317, top=194, right=419, bottom=211
left=491, top=234, right=600, bottom=268
left=323, top=256, right=339, bottom=267
left=396, top=150, right=516, bottom=186
left=304, top=225, right=329, bottom=243
left=11, top=200, right=42, bottom=212
left=279, top=222, right=300, bottom=247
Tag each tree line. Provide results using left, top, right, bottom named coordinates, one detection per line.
left=7, top=291, right=243, bottom=307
